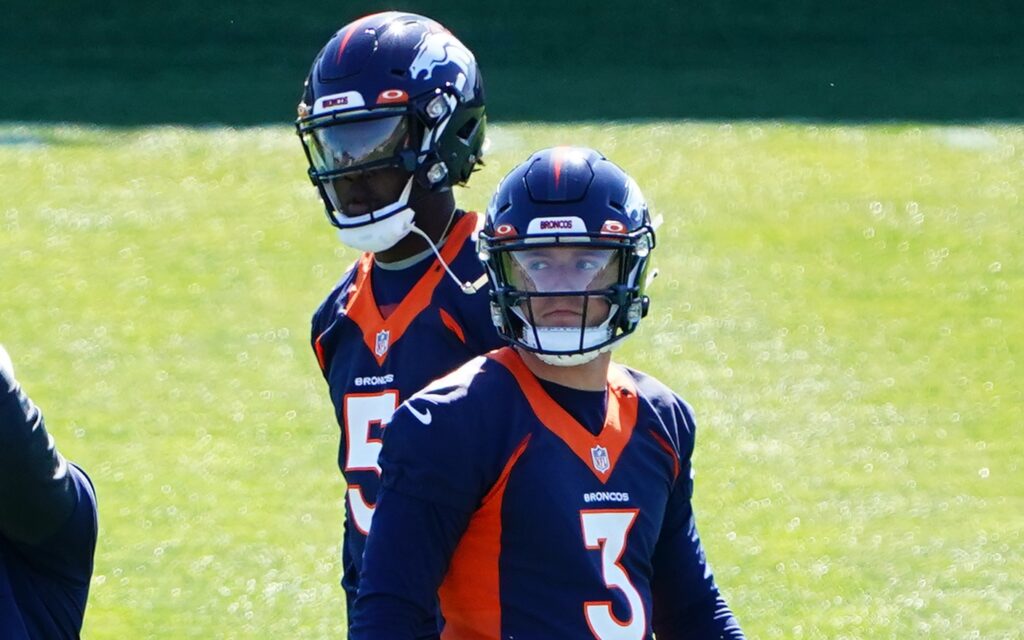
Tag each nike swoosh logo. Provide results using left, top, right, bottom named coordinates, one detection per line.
left=407, top=404, right=432, bottom=425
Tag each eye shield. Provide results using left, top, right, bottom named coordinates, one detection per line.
left=504, top=247, right=620, bottom=293
left=300, top=114, right=416, bottom=178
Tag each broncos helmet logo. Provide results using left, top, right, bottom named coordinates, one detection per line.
left=409, top=30, right=476, bottom=87
left=622, top=177, right=647, bottom=226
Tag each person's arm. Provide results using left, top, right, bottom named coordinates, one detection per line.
left=310, top=301, right=332, bottom=376
left=349, top=489, right=473, bottom=639
left=349, top=376, right=505, bottom=639
left=0, top=345, right=81, bottom=545
left=650, top=469, right=745, bottom=639
left=648, top=392, right=744, bottom=640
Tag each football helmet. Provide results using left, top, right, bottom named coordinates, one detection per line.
left=480, top=147, right=656, bottom=366
left=296, top=12, right=486, bottom=252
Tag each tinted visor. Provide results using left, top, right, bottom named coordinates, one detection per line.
left=505, top=247, right=619, bottom=293
left=303, top=115, right=412, bottom=176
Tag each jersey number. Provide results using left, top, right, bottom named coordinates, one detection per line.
left=580, top=509, right=646, bottom=640
left=344, top=391, right=399, bottom=534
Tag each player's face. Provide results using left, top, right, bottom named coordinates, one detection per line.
left=327, top=167, right=410, bottom=216
left=507, top=247, right=619, bottom=327
left=305, top=114, right=415, bottom=217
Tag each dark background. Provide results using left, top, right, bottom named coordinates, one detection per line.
left=2, top=0, right=1021, bottom=124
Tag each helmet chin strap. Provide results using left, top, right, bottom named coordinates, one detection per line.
left=336, top=208, right=415, bottom=253
left=332, top=176, right=417, bottom=253
left=513, top=305, right=622, bottom=367
left=535, top=345, right=606, bottom=367
left=333, top=180, right=486, bottom=294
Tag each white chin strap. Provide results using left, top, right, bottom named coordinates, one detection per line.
left=337, top=209, right=414, bottom=253
left=514, top=306, right=621, bottom=367
left=331, top=177, right=416, bottom=253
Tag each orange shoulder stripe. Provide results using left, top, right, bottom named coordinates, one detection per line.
left=313, top=332, right=328, bottom=372
left=439, top=433, right=531, bottom=639
left=648, top=430, right=681, bottom=483
left=439, top=308, right=467, bottom=344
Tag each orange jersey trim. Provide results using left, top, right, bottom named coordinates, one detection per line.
left=439, top=308, right=467, bottom=344
left=439, top=434, right=532, bottom=639
left=344, top=212, right=479, bottom=366
left=313, top=333, right=328, bottom=372
left=488, top=348, right=638, bottom=483
left=648, top=430, right=681, bottom=483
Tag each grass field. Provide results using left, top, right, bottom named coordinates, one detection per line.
left=1, top=121, right=1021, bottom=639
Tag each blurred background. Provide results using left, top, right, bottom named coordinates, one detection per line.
left=2, top=0, right=1023, bottom=124
left=2, top=2, right=1022, bottom=639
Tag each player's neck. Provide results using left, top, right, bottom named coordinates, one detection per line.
left=374, top=191, right=458, bottom=263
left=516, top=349, right=611, bottom=391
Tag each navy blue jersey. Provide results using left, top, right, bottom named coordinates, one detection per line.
left=352, top=347, right=744, bottom=639
left=1, top=365, right=98, bottom=639
left=310, top=210, right=505, bottom=623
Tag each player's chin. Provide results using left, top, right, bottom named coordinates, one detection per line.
left=538, top=310, right=585, bottom=326
left=338, top=195, right=395, bottom=216
left=340, top=203, right=373, bottom=216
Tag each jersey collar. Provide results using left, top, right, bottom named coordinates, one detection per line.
left=489, top=347, right=638, bottom=483
left=345, top=211, right=478, bottom=366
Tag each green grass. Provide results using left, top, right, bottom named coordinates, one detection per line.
left=1, top=121, right=1021, bottom=639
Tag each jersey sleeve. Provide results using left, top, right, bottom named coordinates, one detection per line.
left=309, top=263, right=359, bottom=376
left=350, top=490, right=472, bottom=639
left=310, top=296, right=333, bottom=376
left=0, top=362, right=98, bottom=575
left=352, top=360, right=518, bottom=637
left=377, top=368, right=513, bottom=513
left=650, top=399, right=745, bottom=639
left=12, top=464, right=98, bottom=591
left=1, top=366, right=76, bottom=544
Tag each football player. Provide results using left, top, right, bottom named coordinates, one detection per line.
left=351, top=148, right=746, bottom=639
left=1, top=344, right=98, bottom=639
left=296, top=12, right=504, bottom=635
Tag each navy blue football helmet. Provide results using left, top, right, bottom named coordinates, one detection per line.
left=296, top=12, right=486, bottom=251
left=480, top=147, right=656, bottom=366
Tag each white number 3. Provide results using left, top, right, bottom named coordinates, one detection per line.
left=580, top=509, right=646, bottom=640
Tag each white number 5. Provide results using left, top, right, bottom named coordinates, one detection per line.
left=344, top=391, right=399, bottom=534
left=580, top=509, right=646, bottom=640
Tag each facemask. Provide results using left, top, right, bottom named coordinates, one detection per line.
left=330, top=176, right=415, bottom=253
left=514, top=305, right=623, bottom=367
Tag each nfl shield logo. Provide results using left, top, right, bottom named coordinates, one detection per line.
left=375, top=330, right=390, bottom=357
left=591, top=445, right=610, bottom=474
